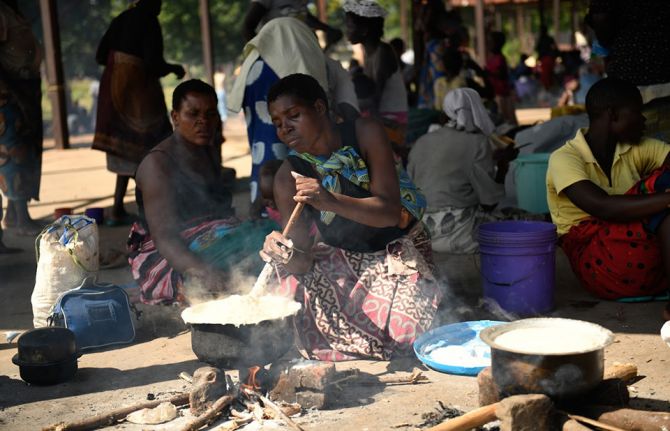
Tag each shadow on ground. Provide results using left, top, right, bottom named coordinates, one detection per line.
left=0, top=359, right=199, bottom=409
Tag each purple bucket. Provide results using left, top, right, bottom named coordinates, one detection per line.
left=478, top=221, right=557, bottom=316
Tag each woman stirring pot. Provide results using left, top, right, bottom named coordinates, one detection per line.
left=261, top=74, right=442, bottom=361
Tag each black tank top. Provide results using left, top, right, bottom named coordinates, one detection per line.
left=286, top=122, right=407, bottom=252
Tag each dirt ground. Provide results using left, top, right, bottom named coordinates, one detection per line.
left=1, top=113, right=669, bottom=431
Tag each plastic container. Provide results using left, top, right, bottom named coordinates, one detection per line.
left=413, top=320, right=505, bottom=376
left=513, top=153, right=551, bottom=213
left=53, top=207, right=72, bottom=220
left=478, top=221, right=557, bottom=316
left=84, top=207, right=104, bottom=225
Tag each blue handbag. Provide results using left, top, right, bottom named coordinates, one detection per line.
left=48, top=277, right=138, bottom=351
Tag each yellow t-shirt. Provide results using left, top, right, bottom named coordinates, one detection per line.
left=546, top=129, right=670, bottom=236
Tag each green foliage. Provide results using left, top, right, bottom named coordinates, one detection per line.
left=159, top=0, right=247, bottom=68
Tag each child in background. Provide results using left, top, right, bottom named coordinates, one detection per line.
left=259, top=159, right=319, bottom=238
left=433, top=48, right=467, bottom=110
left=485, top=31, right=517, bottom=125
left=259, top=159, right=284, bottom=226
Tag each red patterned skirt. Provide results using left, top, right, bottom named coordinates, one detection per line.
left=270, top=224, right=442, bottom=361
left=560, top=168, right=670, bottom=299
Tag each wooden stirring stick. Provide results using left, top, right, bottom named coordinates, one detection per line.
left=249, top=202, right=305, bottom=297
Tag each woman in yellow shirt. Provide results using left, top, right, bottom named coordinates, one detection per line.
left=547, top=78, right=670, bottom=318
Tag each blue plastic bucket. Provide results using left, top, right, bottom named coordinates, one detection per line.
left=514, top=153, right=551, bottom=213
left=478, top=221, right=557, bottom=315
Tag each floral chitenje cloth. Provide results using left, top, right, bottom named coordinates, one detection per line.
left=0, top=78, right=42, bottom=201
left=242, top=59, right=284, bottom=203
left=127, top=218, right=275, bottom=304
left=270, top=223, right=442, bottom=361
left=292, top=146, right=426, bottom=225
left=560, top=167, right=670, bottom=300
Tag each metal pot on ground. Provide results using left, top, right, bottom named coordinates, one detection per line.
left=12, top=327, right=80, bottom=385
left=480, top=318, right=614, bottom=399
left=189, top=316, right=295, bottom=369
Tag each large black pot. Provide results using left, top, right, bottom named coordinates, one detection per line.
left=480, top=318, right=614, bottom=399
left=12, top=327, right=79, bottom=385
left=190, top=316, right=294, bottom=370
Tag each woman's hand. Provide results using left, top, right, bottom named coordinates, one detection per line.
left=292, top=172, right=335, bottom=211
left=260, top=231, right=294, bottom=265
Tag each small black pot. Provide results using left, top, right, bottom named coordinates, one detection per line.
left=190, top=316, right=294, bottom=369
left=12, top=354, right=78, bottom=386
left=12, top=327, right=80, bottom=385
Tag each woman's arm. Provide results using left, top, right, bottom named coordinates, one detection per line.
left=293, top=118, right=402, bottom=227
left=563, top=180, right=670, bottom=222
left=369, top=44, right=398, bottom=108
left=142, top=17, right=184, bottom=78
left=262, top=162, right=314, bottom=274
left=136, top=153, right=209, bottom=275
left=561, top=151, right=670, bottom=221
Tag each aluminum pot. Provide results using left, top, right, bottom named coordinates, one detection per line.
left=480, top=318, right=614, bottom=399
left=190, top=316, right=294, bottom=370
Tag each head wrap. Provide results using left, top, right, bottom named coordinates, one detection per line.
left=227, top=18, right=327, bottom=113
left=342, top=0, right=388, bottom=18
left=442, top=88, right=495, bottom=136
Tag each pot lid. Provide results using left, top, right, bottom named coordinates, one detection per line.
left=16, top=327, right=78, bottom=364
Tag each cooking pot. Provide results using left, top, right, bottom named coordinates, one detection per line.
left=12, top=327, right=80, bottom=385
left=480, top=318, right=614, bottom=399
left=190, top=317, right=294, bottom=369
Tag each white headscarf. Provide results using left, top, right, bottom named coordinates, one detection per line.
left=342, top=0, right=387, bottom=18
left=227, top=18, right=328, bottom=113
left=442, top=88, right=495, bottom=136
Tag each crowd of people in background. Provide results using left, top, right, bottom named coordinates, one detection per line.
left=3, top=0, right=670, bottom=356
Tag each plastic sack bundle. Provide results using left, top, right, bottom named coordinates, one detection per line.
left=31, top=215, right=99, bottom=328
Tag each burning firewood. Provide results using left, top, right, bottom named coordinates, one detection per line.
left=244, top=387, right=306, bottom=431
left=179, top=394, right=235, bottom=431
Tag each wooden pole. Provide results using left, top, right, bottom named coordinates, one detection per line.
left=400, top=0, right=408, bottom=46
left=39, top=0, right=69, bottom=149
left=553, top=0, right=560, bottom=44
left=570, top=0, right=578, bottom=47
left=475, top=0, right=486, bottom=65
left=538, top=0, right=546, bottom=28
left=411, top=0, right=423, bottom=95
left=516, top=5, right=526, bottom=53
left=199, top=0, right=214, bottom=86
left=317, top=0, right=327, bottom=23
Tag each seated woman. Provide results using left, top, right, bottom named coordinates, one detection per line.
left=129, top=79, right=273, bottom=304
left=547, top=77, right=670, bottom=315
left=408, top=88, right=519, bottom=254
left=261, top=74, right=441, bottom=361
